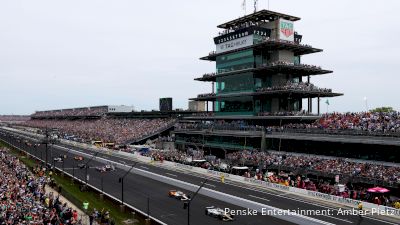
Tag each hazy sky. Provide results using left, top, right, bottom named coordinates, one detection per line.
left=0, top=0, right=399, bottom=115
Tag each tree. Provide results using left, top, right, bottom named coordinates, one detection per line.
left=370, top=107, right=395, bottom=113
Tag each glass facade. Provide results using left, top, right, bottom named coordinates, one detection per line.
left=175, top=134, right=261, bottom=151
left=212, top=32, right=304, bottom=115
left=216, top=72, right=254, bottom=94
left=216, top=49, right=254, bottom=73
left=216, top=96, right=254, bottom=115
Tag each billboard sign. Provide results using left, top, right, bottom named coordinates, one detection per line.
left=278, top=19, right=294, bottom=42
left=214, top=27, right=270, bottom=44
left=216, top=35, right=254, bottom=54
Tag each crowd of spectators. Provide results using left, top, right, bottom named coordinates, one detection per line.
left=198, top=60, right=323, bottom=80
left=182, top=111, right=400, bottom=136
left=279, top=112, right=400, bottom=134
left=199, top=73, right=216, bottom=79
left=175, top=120, right=264, bottom=132
left=262, top=60, right=322, bottom=70
left=142, top=148, right=400, bottom=186
left=0, top=115, right=30, bottom=122
left=207, top=33, right=313, bottom=56
left=262, top=37, right=313, bottom=48
left=197, top=93, right=216, bottom=98
left=258, top=111, right=309, bottom=116
left=0, top=147, right=83, bottom=224
left=141, top=148, right=400, bottom=205
left=256, top=81, right=332, bottom=93
left=190, top=112, right=215, bottom=117
left=264, top=173, right=397, bottom=207
left=224, top=150, right=400, bottom=184
left=32, top=107, right=107, bottom=118
left=24, top=118, right=176, bottom=145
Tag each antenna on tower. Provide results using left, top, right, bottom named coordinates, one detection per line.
left=254, top=0, right=258, bottom=13
left=242, top=0, right=247, bottom=15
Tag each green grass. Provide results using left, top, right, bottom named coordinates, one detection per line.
left=0, top=141, right=145, bottom=225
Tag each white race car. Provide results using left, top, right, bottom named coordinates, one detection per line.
left=205, top=206, right=234, bottom=221
left=105, top=164, right=115, bottom=171
left=168, top=190, right=191, bottom=201
left=96, top=164, right=115, bottom=173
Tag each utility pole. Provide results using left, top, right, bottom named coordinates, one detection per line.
left=119, top=162, right=139, bottom=206
left=84, top=151, right=100, bottom=186
left=278, top=119, right=282, bottom=174
left=183, top=178, right=208, bottom=225
left=43, top=128, right=49, bottom=166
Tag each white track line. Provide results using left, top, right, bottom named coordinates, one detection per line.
left=248, top=194, right=270, bottom=202
left=165, top=172, right=178, bottom=177
left=205, top=183, right=216, bottom=188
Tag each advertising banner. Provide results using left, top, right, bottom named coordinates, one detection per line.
left=216, top=35, right=253, bottom=54
left=278, top=19, right=294, bottom=42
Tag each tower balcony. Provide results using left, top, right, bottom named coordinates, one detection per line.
left=194, top=61, right=332, bottom=82
left=201, top=38, right=322, bottom=61
left=190, top=82, right=342, bottom=101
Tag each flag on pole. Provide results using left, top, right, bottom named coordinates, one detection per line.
left=325, top=99, right=330, bottom=105
left=242, top=0, right=246, bottom=10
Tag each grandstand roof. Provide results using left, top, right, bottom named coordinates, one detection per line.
left=217, top=10, right=300, bottom=29
left=34, top=105, right=108, bottom=114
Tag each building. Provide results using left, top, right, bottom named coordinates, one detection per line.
left=107, top=105, right=135, bottom=113
left=190, top=9, right=342, bottom=116
left=174, top=9, right=400, bottom=164
left=188, top=101, right=206, bottom=111
left=174, top=9, right=349, bottom=158
left=159, top=98, right=173, bottom=111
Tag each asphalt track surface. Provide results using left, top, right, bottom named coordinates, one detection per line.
left=1, top=131, right=399, bottom=225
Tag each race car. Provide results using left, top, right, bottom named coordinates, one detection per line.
left=205, top=206, right=234, bottom=221
left=96, top=164, right=115, bottom=173
left=77, top=163, right=86, bottom=169
left=74, top=156, right=84, bottom=161
left=53, top=157, right=63, bottom=162
left=168, top=190, right=191, bottom=201
left=96, top=166, right=106, bottom=172
left=104, top=164, right=114, bottom=171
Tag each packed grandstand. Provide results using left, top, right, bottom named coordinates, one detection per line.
left=178, top=111, right=400, bottom=135
left=24, top=118, right=176, bottom=145
left=2, top=111, right=400, bottom=146
left=0, top=147, right=83, bottom=224
left=2, top=109, right=400, bottom=208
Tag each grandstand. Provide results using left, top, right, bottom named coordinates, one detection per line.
left=25, top=105, right=176, bottom=146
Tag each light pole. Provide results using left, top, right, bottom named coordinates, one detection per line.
left=183, top=178, right=208, bottom=225
left=119, top=162, right=138, bottom=206
left=278, top=119, right=282, bottom=174
left=363, top=97, right=368, bottom=112
left=61, top=148, right=73, bottom=173
left=85, top=152, right=100, bottom=186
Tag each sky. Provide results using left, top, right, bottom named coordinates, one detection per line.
left=0, top=0, right=399, bottom=115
